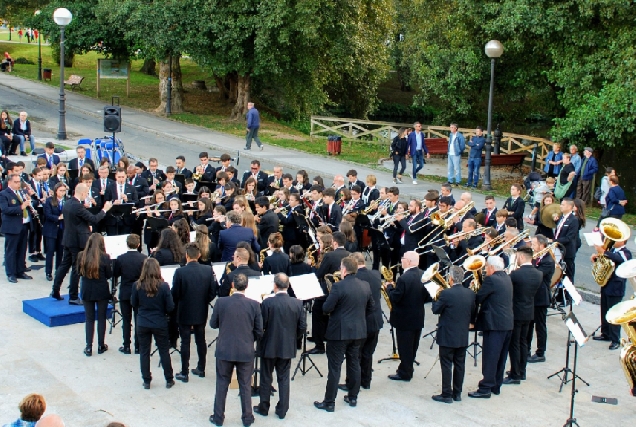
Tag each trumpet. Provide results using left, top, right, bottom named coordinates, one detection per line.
left=467, top=234, right=505, bottom=256
left=488, top=229, right=530, bottom=256
left=463, top=255, right=486, bottom=293
left=444, top=226, right=488, bottom=245
left=378, top=214, right=400, bottom=231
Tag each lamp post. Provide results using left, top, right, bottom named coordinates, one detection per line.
left=35, top=10, right=42, bottom=81
left=482, top=40, right=504, bottom=191
left=53, top=8, right=72, bottom=140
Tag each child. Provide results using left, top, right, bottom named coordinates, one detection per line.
left=495, top=209, right=508, bottom=235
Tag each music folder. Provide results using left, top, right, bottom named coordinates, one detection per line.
left=174, top=173, right=186, bottom=189
left=147, top=217, right=169, bottom=232
left=68, top=169, right=79, bottom=181
left=108, top=202, right=134, bottom=217
left=289, top=273, right=324, bottom=301
left=181, top=193, right=198, bottom=204
left=196, top=181, right=215, bottom=191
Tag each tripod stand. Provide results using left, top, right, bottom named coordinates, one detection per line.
left=107, top=276, right=122, bottom=334
left=563, top=342, right=581, bottom=427
left=466, top=328, right=483, bottom=367
left=422, top=322, right=438, bottom=350
left=377, top=310, right=419, bottom=366
left=547, top=300, right=590, bottom=392
left=292, top=304, right=323, bottom=380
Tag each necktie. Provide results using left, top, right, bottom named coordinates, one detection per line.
left=15, top=191, right=27, bottom=219
left=102, top=179, right=106, bottom=191
left=79, top=158, right=84, bottom=168
left=327, top=205, right=331, bottom=222
left=485, top=210, right=491, bottom=224
left=119, top=185, right=124, bottom=199
left=47, top=155, right=51, bottom=168
left=36, top=182, right=41, bottom=198
left=402, top=215, right=415, bottom=239
left=555, top=216, right=565, bottom=239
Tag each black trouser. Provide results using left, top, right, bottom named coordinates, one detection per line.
left=396, top=328, right=422, bottom=380
left=259, top=357, right=292, bottom=416
left=370, top=229, right=389, bottom=270
left=52, top=246, right=81, bottom=300
left=564, top=257, right=576, bottom=284
left=360, top=330, right=379, bottom=387
left=213, top=359, right=254, bottom=426
left=392, top=155, right=406, bottom=178
left=28, top=222, right=42, bottom=253
left=84, top=299, right=108, bottom=347
left=508, top=320, right=531, bottom=380
left=119, top=299, right=138, bottom=350
left=311, top=298, right=329, bottom=349
left=600, top=293, right=622, bottom=343
left=439, top=345, right=467, bottom=397
left=3, top=224, right=28, bottom=277
left=527, top=306, right=548, bottom=357
left=44, top=233, right=64, bottom=276
left=324, top=338, right=364, bottom=404
left=137, top=325, right=173, bottom=383
left=478, top=330, right=512, bottom=393
left=178, top=323, right=207, bottom=374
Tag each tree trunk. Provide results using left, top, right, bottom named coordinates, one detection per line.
left=214, top=75, right=230, bottom=100
left=139, top=58, right=157, bottom=76
left=155, top=56, right=184, bottom=114
left=228, top=72, right=238, bottom=105
left=230, top=74, right=250, bottom=120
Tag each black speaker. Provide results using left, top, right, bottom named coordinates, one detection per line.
left=104, top=106, right=122, bottom=133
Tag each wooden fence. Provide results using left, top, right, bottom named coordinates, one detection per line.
left=310, top=116, right=553, bottom=170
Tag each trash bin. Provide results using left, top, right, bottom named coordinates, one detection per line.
left=327, top=135, right=342, bottom=156
left=334, top=136, right=342, bottom=155
left=43, top=68, right=52, bottom=80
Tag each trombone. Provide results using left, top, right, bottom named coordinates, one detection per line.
left=444, top=226, right=488, bottom=245
left=488, top=229, right=530, bottom=256
left=467, top=233, right=505, bottom=257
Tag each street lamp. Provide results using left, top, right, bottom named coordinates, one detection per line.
left=34, top=10, right=42, bottom=81
left=53, top=7, right=72, bottom=140
left=482, top=40, right=504, bottom=191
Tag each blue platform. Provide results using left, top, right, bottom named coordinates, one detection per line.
left=23, top=295, right=113, bottom=328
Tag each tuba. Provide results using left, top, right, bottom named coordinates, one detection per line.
left=592, top=218, right=631, bottom=287
left=421, top=262, right=450, bottom=299
left=606, top=299, right=636, bottom=396
left=380, top=265, right=394, bottom=310
left=463, top=255, right=486, bottom=293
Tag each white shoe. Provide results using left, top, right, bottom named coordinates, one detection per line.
left=259, top=144, right=264, bottom=151
left=412, top=180, right=417, bottom=185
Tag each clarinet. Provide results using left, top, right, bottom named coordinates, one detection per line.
left=21, top=188, right=41, bottom=226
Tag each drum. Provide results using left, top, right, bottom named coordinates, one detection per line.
left=550, top=247, right=564, bottom=288
left=361, top=229, right=372, bottom=250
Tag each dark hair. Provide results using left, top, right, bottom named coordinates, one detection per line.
left=605, top=166, right=615, bottom=175
left=255, top=196, right=269, bottom=207
left=289, top=245, right=305, bottom=263
left=387, top=186, right=399, bottom=196
left=199, top=151, right=208, bottom=159
left=297, top=170, right=309, bottom=183
left=339, top=221, right=356, bottom=243
left=137, top=258, right=163, bottom=297
left=78, top=233, right=106, bottom=279
left=165, top=166, right=176, bottom=174
left=323, top=188, right=336, bottom=198
left=185, top=242, right=201, bottom=260
left=233, top=273, right=248, bottom=291
left=573, top=198, right=586, bottom=227
left=609, top=175, right=619, bottom=185
left=439, top=196, right=453, bottom=206
left=504, top=218, right=517, bottom=228
left=50, top=183, right=68, bottom=207
left=341, top=256, right=358, bottom=274
left=312, top=176, right=324, bottom=187
left=310, top=184, right=323, bottom=194
left=332, top=231, right=346, bottom=247
left=127, top=233, right=140, bottom=249
left=346, top=169, right=358, bottom=177
left=197, top=198, right=214, bottom=217
left=268, top=232, right=284, bottom=249
left=511, top=184, right=522, bottom=192
left=157, top=228, right=185, bottom=263
left=350, top=185, right=361, bottom=194
left=251, top=159, right=261, bottom=167
left=45, top=141, right=55, bottom=149
left=282, top=173, right=293, bottom=181
left=484, top=227, right=498, bottom=239
left=176, top=155, right=185, bottom=162
left=194, top=225, right=210, bottom=261
left=220, top=153, right=231, bottom=161
left=169, top=198, right=184, bottom=216
left=517, top=246, right=534, bottom=259
left=476, top=126, right=483, bottom=131
left=485, top=195, right=495, bottom=201
left=172, top=218, right=190, bottom=246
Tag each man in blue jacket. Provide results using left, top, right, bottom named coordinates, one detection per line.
left=575, top=147, right=598, bottom=203
left=407, top=122, right=430, bottom=185
left=245, top=102, right=263, bottom=151
left=447, top=123, right=466, bottom=186
left=466, top=126, right=485, bottom=188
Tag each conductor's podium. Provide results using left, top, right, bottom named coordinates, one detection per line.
left=23, top=295, right=113, bottom=327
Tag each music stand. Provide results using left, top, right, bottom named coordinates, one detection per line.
left=103, top=234, right=130, bottom=334
left=561, top=312, right=592, bottom=427
left=108, top=203, right=134, bottom=236
left=433, top=245, right=452, bottom=273
left=68, top=169, right=79, bottom=182
left=146, top=217, right=169, bottom=241
left=196, top=180, right=215, bottom=192
left=180, top=193, right=198, bottom=205
left=174, top=173, right=186, bottom=189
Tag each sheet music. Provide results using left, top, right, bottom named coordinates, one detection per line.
left=161, top=266, right=179, bottom=288
left=246, top=275, right=273, bottom=303
left=564, top=312, right=589, bottom=346
left=212, top=263, right=226, bottom=281
left=190, top=231, right=196, bottom=242
left=583, top=232, right=603, bottom=247
left=562, top=277, right=582, bottom=305
left=103, top=234, right=131, bottom=259
left=289, top=273, right=324, bottom=301
left=423, top=282, right=441, bottom=298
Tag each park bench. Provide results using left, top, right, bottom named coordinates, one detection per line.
left=476, top=153, right=527, bottom=175
left=424, top=138, right=448, bottom=155
left=64, top=75, right=84, bottom=91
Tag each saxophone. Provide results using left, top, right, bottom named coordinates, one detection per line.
left=380, top=265, right=394, bottom=311
left=324, top=271, right=341, bottom=293
left=592, top=218, right=630, bottom=287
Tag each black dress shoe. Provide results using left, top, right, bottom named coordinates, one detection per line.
left=143, top=382, right=150, bottom=390
left=306, top=347, right=325, bottom=355
left=119, top=346, right=131, bottom=354
left=166, top=380, right=175, bottom=389
left=209, top=415, right=223, bottom=426
left=253, top=405, right=268, bottom=416
left=492, top=389, right=500, bottom=396
left=176, top=373, right=189, bottom=383
left=505, top=371, right=526, bottom=380
left=388, top=374, right=410, bottom=382
left=593, top=335, right=611, bottom=341
left=37, top=253, right=46, bottom=261
left=46, top=274, right=53, bottom=281
left=20, top=151, right=27, bottom=156
left=528, top=354, right=546, bottom=363
left=338, top=383, right=348, bottom=391
left=609, top=342, right=620, bottom=350
left=50, top=292, right=63, bottom=301
left=69, top=299, right=83, bottom=306
left=503, top=377, right=520, bottom=385
left=431, top=394, right=453, bottom=403
left=275, top=412, right=286, bottom=420
left=314, top=401, right=335, bottom=412
left=84, top=346, right=92, bottom=357
left=98, top=344, right=108, bottom=354
left=28, top=255, right=39, bottom=263
left=361, top=384, right=370, bottom=390
left=468, top=390, right=491, bottom=399
left=453, top=394, right=461, bottom=402
left=24, top=267, right=32, bottom=272
left=16, top=273, right=32, bottom=279
left=7, top=276, right=17, bottom=283
left=344, top=395, right=357, bottom=407
left=191, top=368, right=205, bottom=377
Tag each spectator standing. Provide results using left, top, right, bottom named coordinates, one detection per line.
left=447, top=123, right=466, bottom=187
left=390, top=127, right=408, bottom=184
left=407, top=122, right=430, bottom=184
left=604, top=175, right=627, bottom=220
left=466, top=126, right=486, bottom=188
left=244, top=102, right=263, bottom=151
left=595, top=167, right=615, bottom=229
left=575, top=147, right=598, bottom=203
left=543, top=143, right=563, bottom=178
left=567, top=145, right=581, bottom=198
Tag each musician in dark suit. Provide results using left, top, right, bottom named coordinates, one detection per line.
left=113, top=234, right=147, bottom=354
left=175, top=155, right=193, bottom=180
left=172, top=243, right=217, bottom=382
left=314, top=188, right=342, bottom=231
left=447, top=219, right=484, bottom=264
left=37, top=142, right=60, bottom=169
left=42, top=184, right=67, bottom=281
left=141, top=158, right=167, bottom=192
left=592, top=239, right=632, bottom=349
left=505, top=247, right=542, bottom=384
left=220, top=248, right=261, bottom=297
left=255, top=196, right=279, bottom=249
left=314, top=256, right=374, bottom=412
left=308, top=232, right=351, bottom=354
left=468, top=256, right=514, bottom=398
left=126, top=165, right=149, bottom=200
left=241, top=160, right=269, bottom=193
left=254, top=273, right=305, bottom=419
left=431, top=266, right=476, bottom=403
left=352, top=253, right=383, bottom=389
left=210, top=273, right=263, bottom=427
left=502, top=184, right=525, bottom=231
left=68, top=146, right=95, bottom=173
left=266, top=166, right=283, bottom=196
left=385, top=251, right=432, bottom=381
left=420, top=191, right=440, bottom=269
left=277, top=194, right=306, bottom=252
left=51, top=184, right=112, bottom=303
left=262, top=233, right=291, bottom=275
left=93, top=166, right=114, bottom=208
left=103, top=168, right=139, bottom=236
left=346, top=169, right=366, bottom=193
left=553, top=198, right=580, bottom=284
left=218, top=210, right=260, bottom=262
left=482, top=196, right=498, bottom=228
left=527, top=235, right=555, bottom=363
left=0, top=173, right=33, bottom=283
left=397, top=199, right=427, bottom=254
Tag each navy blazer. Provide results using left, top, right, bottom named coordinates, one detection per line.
left=602, top=247, right=632, bottom=297
left=260, top=292, right=306, bottom=359
left=580, top=156, right=598, bottom=181
left=37, top=153, right=61, bottom=169
left=42, top=197, right=64, bottom=239
left=68, top=157, right=95, bottom=172
left=218, top=224, right=260, bottom=262
left=533, top=254, right=555, bottom=308
left=407, top=131, right=429, bottom=156
left=0, top=188, right=29, bottom=234
left=606, top=186, right=626, bottom=216
left=554, top=213, right=579, bottom=260
left=475, top=271, right=514, bottom=332
left=481, top=208, right=498, bottom=228
left=210, top=293, right=263, bottom=362
left=467, top=135, right=486, bottom=159
left=12, top=118, right=31, bottom=136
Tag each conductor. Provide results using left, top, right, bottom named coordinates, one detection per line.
left=51, top=183, right=113, bottom=303
left=254, top=273, right=306, bottom=419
